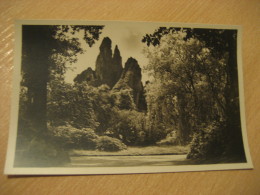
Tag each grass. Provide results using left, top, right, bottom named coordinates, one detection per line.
left=69, top=145, right=190, bottom=156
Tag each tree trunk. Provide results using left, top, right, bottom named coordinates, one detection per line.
left=28, top=76, right=48, bottom=134
left=22, top=25, right=51, bottom=134
left=224, top=31, right=245, bottom=159
left=176, top=93, right=190, bottom=144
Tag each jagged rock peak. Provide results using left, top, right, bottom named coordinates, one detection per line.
left=114, top=57, right=142, bottom=88
left=86, top=67, right=94, bottom=72
left=123, top=57, right=141, bottom=78
left=95, top=37, right=123, bottom=88
left=113, top=45, right=122, bottom=68
left=73, top=67, right=100, bottom=86
left=112, top=45, right=123, bottom=84
left=95, top=37, right=113, bottom=85
left=113, top=45, right=120, bottom=57
left=99, top=37, right=112, bottom=52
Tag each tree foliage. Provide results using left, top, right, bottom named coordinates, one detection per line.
left=106, top=109, right=147, bottom=145
left=20, top=25, right=103, bottom=135
left=143, top=29, right=245, bottom=160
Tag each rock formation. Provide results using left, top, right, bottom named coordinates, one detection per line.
left=73, top=67, right=99, bottom=86
left=111, top=45, right=123, bottom=86
left=73, top=37, right=147, bottom=111
left=95, top=37, right=122, bottom=88
left=113, top=57, right=147, bottom=111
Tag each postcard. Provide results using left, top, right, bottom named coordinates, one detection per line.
left=5, top=20, right=253, bottom=175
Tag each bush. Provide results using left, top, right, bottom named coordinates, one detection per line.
left=187, top=121, right=225, bottom=159
left=156, top=131, right=178, bottom=146
left=96, top=136, right=127, bottom=152
left=107, top=109, right=147, bottom=146
left=51, top=125, right=99, bottom=149
left=80, top=128, right=100, bottom=149
left=50, top=125, right=128, bottom=152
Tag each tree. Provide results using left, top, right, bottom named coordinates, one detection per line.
left=143, top=27, right=245, bottom=159
left=16, top=25, right=103, bottom=166
left=47, top=81, right=99, bottom=129
left=143, top=28, right=239, bottom=121
left=106, top=109, right=147, bottom=145
left=20, top=25, right=103, bottom=135
left=144, top=31, right=214, bottom=144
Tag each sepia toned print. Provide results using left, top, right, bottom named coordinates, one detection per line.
left=5, top=20, right=253, bottom=175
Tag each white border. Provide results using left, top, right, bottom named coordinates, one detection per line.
left=4, top=20, right=253, bottom=175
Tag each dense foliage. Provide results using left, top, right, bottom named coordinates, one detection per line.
left=144, top=31, right=227, bottom=143
left=143, top=29, right=245, bottom=160
left=46, top=79, right=147, bottom=146
left=20, top=25, right=103, bottom=134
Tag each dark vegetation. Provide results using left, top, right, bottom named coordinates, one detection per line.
left=142, top=27, right=245, bottom=161
left=16, top=25, right=246, bottom=166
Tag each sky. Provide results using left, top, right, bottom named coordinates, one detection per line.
left=64, top=22, right=159, bottom=84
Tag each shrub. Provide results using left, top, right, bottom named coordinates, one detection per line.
left=107, top=109, right=147, bottom=146
left=187, top=121, right=225, bottom=159
left=50, top=125, right=128, bottom=151
left=80, top=128, right=100, bottom=149
left=51, top=125, right=99, bottom=149
left=156, top=131, right=178, bottom=146
left=96, top=136, right=127, bottom=152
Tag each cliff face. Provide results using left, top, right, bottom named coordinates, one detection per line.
left=113, top=57, right=147, bottom=111
left=95, top=37, right=122, bottom=88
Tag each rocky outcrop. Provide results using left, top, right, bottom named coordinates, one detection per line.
left=113, top=57, right=147, bottom=111
left=73, top=38, right=147, bottom=110
left=73, top=67, right=100, bottom=86
left=95, top=37, right=122, bottom=88
left=74, top=37, right=123, bottom=88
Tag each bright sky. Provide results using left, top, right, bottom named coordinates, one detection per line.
left=64, top=22, right=159, bottom=84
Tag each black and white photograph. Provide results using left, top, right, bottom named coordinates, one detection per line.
left=5, top=20, right=252, bottom=175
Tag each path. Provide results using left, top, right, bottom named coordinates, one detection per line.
left=69, top=154, right=188, bottom=167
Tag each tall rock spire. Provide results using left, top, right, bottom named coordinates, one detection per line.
left=95, top=37, right=123, bottom=88
left=111, top=45, right=123, bottom=86
left=95, top=37, right=113, bottom=86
